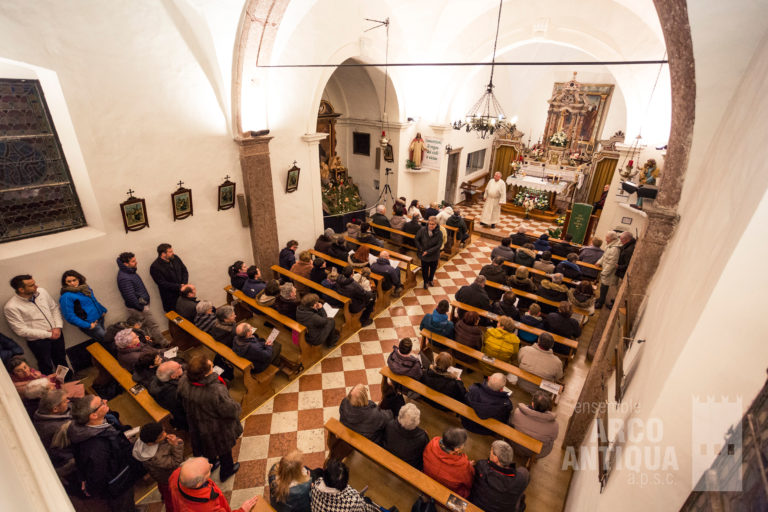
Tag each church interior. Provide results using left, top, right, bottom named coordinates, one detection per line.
left=1, top=1, right=768, bottom=511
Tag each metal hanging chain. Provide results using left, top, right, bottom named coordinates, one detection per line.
left=488, top=0, right=504, bottom=88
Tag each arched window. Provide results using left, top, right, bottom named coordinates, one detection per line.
left=0, top=78, right=86, bottom=242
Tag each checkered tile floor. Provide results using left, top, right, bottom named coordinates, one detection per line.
left=459, top=200, right=559, bottom=239
left=139, top=240, right=503, bottom=510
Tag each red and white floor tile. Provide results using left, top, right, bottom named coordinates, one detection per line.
left=459, top=201, right=560, bottom=239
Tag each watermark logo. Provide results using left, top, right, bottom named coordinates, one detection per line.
left=691, top=395, right=742, bottom=492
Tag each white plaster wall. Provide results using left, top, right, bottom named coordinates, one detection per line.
left=565, top=3, right=768, bottom=509
left=0, top=2, right=251, bottom=353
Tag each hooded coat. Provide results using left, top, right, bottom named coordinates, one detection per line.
left=492, top=299, right=521, bottom=321
left=482, top=327, right=520, bottom=365
left=384, top=418, right=429, bottom=470
left=514, top=247, right=537, bottom=267
left=314, top=234, right=334, bottom=255
left=537, top=279, right=569, bottom=311
left=296, top=304, right=335, bottom=346
left=335, top=274, right=373, bottom=314
left=338, top=397, right=392, bottom=445
left=533, top=236, right=551, bottom=252
left=177, top=372, right=243, bottom=459
left=470, top=459, right=529, bottom=512
left=555, top=260, right=582, bottom=280
left=149, top=255, right=189, bottom=312
left=68, top=421, right=143, bottom=498
left=59, top=286, right=107, bottom=330
left=132, top=437, right=184, bottom=483
left=33, top=409, right=74, bottom=470
left=116, top=257, right=152, bottom=311
left=419, top=310, right=455, bottom=339
left=578, top=245, right=604, bottom=264
left=454, top=318, right=484, bottom=351
left=479, top=264, right=507, bottom=301
left=422, top=437, right=474, bottom=498
left=386, top=347, right=423, bottom=380
left=490, top=245, right=516, bottom=263
left=511, top=404, right=559, bottom=457
left=461, top=381, right=514, bottom=435
left=420, top=368, right=467, bottom=411
left=509, top=275, right=536, bottom=310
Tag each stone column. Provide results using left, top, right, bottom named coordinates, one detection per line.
left=236, top=135, right=279, bottom=272
left=301, top=132, right=329, bottom=237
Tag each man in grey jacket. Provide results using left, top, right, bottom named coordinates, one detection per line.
left=595, top=231, right=620, bottom=309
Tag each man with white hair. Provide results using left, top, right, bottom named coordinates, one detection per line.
left=370, top=250, right=404, bottom=296
left=462, top=373, right=514, bottom=435
left=509, top=225, right=529, bottom=246
left=470, top=440, right=530, bottom=512
left=383, top=402, right=429, bottom=470
left=480, top=172, right=507, bottom=228
left=169, top=457, right=260, bottom=512
left=149, top=360, right=187, bottom=430
left=370, top=204, right=391, bottom=238
left=595, top=231, right=621, bottom=309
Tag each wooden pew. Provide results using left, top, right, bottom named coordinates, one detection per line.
left=308, top=248, right=392, bottom=312
left=324, top=418, right=483, bottom=512
left=225, top=286, right=321, bottom=369
left=380, top=367, right=543, bottom=460
left=418, top=218, right=466, bottom=258
left=270, top=264, right=360, bottom=335
left=501, top=260, right=579, bottom=287
left=165, top=311, right=279, bottom=412
left=449, top=299, right=579, bottom=360
left=483, top=279, right=591, bottom=317
left=508, top=240, right=601, bottom=274
left=255, top=498, right=278, bottom=512
left=368, top=222, right=419, bottom=253
left=343, top=236, right=419, bottom=288
left=86, top=342, right=170, bottom=423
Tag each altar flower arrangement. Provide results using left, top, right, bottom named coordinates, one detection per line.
left=523, top=198, right=535, bottom=218
left=549, top=131, right=568, bottom=147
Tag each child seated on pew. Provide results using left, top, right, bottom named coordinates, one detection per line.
left=132, top=421, right=184, bottom=512
left=518, top=303, right=543, bottom=344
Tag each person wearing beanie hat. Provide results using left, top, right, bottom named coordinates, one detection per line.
left=133, top=421, right=184, bottom=512
left=274, top=282, right=299, bottom=320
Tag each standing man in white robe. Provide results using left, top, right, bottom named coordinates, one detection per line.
left=480, top=172, right=507, bottom=228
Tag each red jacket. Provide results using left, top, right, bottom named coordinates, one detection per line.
left=422, top=437, right=474, bottom=498
left=168, top=467, right=248, bottom=512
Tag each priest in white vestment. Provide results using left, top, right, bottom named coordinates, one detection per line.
left=480, top=172, right=507, bottom=227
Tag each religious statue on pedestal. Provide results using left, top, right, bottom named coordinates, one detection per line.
left=409, top=133, right=426, bottom=169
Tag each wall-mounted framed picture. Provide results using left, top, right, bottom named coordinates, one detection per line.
left=218, top=179, right=236, bottom=210
left=171, top=186, right=193, bottom=221
left=286, top=164, right=300, bottom=193
left=120, top=195, right=149, bottom=233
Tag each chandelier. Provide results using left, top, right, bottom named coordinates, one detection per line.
left=452, top=0, right=511, bottom=139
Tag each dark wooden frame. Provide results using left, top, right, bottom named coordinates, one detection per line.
left=383, top=143, right=394, bottom=162
left=171, top=187, right=193, bottom=221
left=286, top=165, right=300, bottom=193
left=218, top=180, right=236, bottom=210
left=120, top=196, right=149, bottom=233
left=352, top=132, right=370, bottom=156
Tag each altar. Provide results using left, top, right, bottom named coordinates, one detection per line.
left=501, top=167, right=573, bottom=220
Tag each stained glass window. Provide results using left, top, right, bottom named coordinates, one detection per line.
left=0, top=78, right=86, bottom=243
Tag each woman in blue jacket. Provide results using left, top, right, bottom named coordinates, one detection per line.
left=59, top=270, right=108, bottom=341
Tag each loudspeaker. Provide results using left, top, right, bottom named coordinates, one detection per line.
left=236, top=194, right=249, bottom=227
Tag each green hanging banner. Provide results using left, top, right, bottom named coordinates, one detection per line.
left=566, top=203, right=593, bottom=244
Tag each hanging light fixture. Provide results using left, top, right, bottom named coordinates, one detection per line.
left=452, top=0, right=511, bottom=139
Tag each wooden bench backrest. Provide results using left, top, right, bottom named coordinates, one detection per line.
left=86, top=342, right=169, bottom=422
left=270, top=265, right=350, bottom=305
left=502, top=260, right=577, bottom=286
left=508, top=241, right=601, bottom=271
left=225, top=286, right=306, bottom=335
left=449, top=300, right=578, bottom=350
left=308, top=249, right=386, bottom=284
left=380, top=367, right=542, bottom=454
left=484, top=279, right=590, bottom=316
left=343, top=236, right=413, bottom=264
left=368, top=222, right=417, bottom=243
left=420, top=329, right=542, bottom=387
left=324, top=418, right=483, bottom=512
left=165, top=311, right=252, bottom=372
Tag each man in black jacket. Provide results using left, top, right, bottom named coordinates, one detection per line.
left=551, top=233, right=577, bottom=258
left=509, top=226, right=529, bottom=247
left=370, top=251, right=404, bottom=296
left=149, top=361, right=188, bottom=430
left=470, top=440, right=529, bottom=512
left=402, top=212, right=422, bottom=236
left=616, top=231, right=636, bottom=278
left=415, top=216, right=443, bottom=289
left=370, top=204, right=391, bottom=239
left=175, top=284, right=199, bottom=320
left=149, top=243, right=190, bottom=312
left=233, top=323, right=282, bottom=373
left=479, top=257, right=508, bottom=301
left=295, top=293, right=338, bottom=347
left=69, top=395, right=144, bottom=511
left=455, top=276, right=492, bottom=323
left=461, top=373, right=514, bottom=435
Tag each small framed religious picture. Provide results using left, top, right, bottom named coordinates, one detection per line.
left=218, top=177, right=236, bottom=210
left=286, top=164, right=300, bottom=193
left=120, top=191, right=149, bottom=233
left=383, top=143, right=394, bottom=162
left=171, top=182, right=193, bottom=221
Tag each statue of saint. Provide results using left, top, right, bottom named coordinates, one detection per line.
left=409, top=133, right=427, bottom=169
